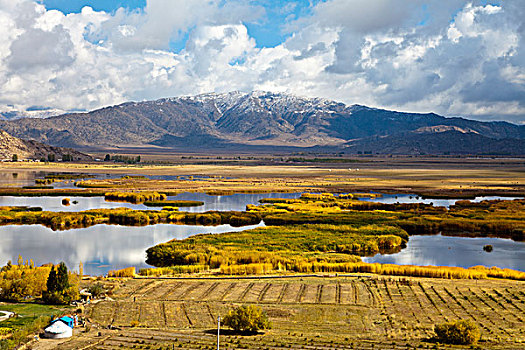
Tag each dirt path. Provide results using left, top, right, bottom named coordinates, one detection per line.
left=0, top=310, right=14, bottom=322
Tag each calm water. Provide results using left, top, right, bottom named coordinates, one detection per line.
left=359, top=193, right=523, bottom=208
left=363, top=235, right=525, bottom=271
left=0, top=222, right=264, bottom=275
left=0, top=170, right=228, bottom=189
left=0, top=170, right=105, bottom=189
left=0, top=192, right=302, bottom=212
left=168, top=192, right=301, bottom=212
left=0, top=188, right=523, bottom=274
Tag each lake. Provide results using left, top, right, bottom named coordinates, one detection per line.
left=364, top=234, right=525, bottom=271
left=0, top=222, right=264, bottom=276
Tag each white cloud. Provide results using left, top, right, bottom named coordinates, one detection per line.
left=0, top=0, right=523, bottom=124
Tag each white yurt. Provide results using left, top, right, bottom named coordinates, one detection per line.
left=43, top=319, right=73, bottom=339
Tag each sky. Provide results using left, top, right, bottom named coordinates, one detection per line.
left=0, top=0, right=523, bottom=124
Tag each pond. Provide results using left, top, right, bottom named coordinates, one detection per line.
left=0, top=222, right=264, bottom=276
left=363, top=234, right=525, bottom=271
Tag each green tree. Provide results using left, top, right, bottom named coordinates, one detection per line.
left=43, top=262, right=77, bottom=304
left=56, top=262, right=69, bottom=292
left=223, top=305, right=271, bottom=333
left=46, top=266, right=58, bottom=293
left=11, top=154, right=18, bottom=162
left=104, top=154, right=111, bottom=161
left=434, top=319, right=480, bottom=345
left=47, top=154, right=55, bottom=162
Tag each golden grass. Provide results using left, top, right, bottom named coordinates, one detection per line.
left=3, top=157, right=522, bottom=198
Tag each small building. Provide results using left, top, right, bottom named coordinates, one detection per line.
left=54, top=316, right=74, bottom=328
left=43, top=320, right=73, bottom=339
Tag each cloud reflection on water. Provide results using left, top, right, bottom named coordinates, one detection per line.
left=0, top=222, right=263, bottom=275
left=364, top=234, right=525, bottom=271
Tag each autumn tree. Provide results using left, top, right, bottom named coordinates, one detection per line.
left=0, top=258, right=50, bottom=301
left=43, top=262, right=78, bottom=304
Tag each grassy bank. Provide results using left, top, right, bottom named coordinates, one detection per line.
left=0, top=303, right=65, bottom=349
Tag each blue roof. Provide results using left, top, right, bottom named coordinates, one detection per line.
left=51, top=316, right=74, bottom=328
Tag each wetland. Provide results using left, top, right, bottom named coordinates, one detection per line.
left=0, top=159, right=524, bottom=277
left=1, top=158, right=525, bottom=349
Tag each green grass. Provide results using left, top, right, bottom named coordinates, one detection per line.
left=145, top=224, right=406, bottom=269
left=254, top=196, right=525, bottom=241
left=0, top=303, right=63, bottom=326
left=0, top=302, right=67, bottom=349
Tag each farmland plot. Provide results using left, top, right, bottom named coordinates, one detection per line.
left=56, top=276, right=525, bottom=349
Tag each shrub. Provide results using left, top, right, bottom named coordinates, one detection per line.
left=434, top=319, right=480, bottom=345
left=223, top=305, right=271, bottom=333
left=88, top=283, right=105, bottom=298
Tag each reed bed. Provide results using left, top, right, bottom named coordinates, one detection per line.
left=104, top=191, right=167, bottom=204
left=145, top=224, right=405, bottom=270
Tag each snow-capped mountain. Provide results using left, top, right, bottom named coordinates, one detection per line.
left=0, top=91, right=523, bottom=154
left=0, top=106, right=65, bottom=120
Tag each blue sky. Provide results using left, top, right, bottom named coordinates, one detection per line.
left=42, top=0, right=146, bottom=13
left=0, top=0, right=522, bottom=123
left=41, top=0, right=320, bottom=49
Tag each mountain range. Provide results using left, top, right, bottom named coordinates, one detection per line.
left=0, top=130, right=90, bottom=161
left=0, top=91, right=523, bottom=155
